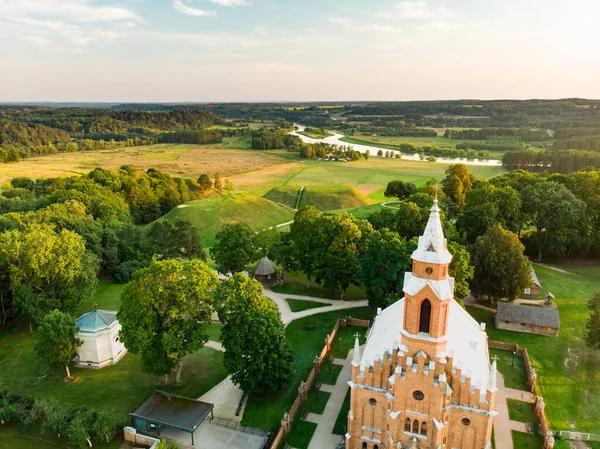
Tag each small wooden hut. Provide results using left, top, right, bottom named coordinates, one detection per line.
left=252, top=256, right=278, bottom=286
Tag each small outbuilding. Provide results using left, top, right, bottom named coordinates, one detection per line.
left=496, top=303, right=560, bottom=337
left=523, top=268, right=542, bottom=298
left=252, top=256, right=278, bottom=286
left=75, top=309, right=127, bottom=369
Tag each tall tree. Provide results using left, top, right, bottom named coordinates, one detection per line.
left=34, top=310, right=82, bottom=379
left=521, top=181, right=586, bottom=261
left=214, top=274, right=293, bottom=393
left=0, top=224, right=98, bottom=329
left=384, top=180, right=418, bottom=201
left=443, top=164, right=473, bottom=212
left=117, top=260, right=217, bottom=384
left=214, top=173, right=223, bottom=193
left=470, top=225, right=532, bottom=303
left=147, top=218, right=203, bottom=260
left=196, top=174, right=212, bottom=196
left=360, top=229, right=413, bottom=311
left=210, top=223, right=257, bottom=274
left=447, top=241, right=475, bottom=303
left=585, top=290, right=600, bottom=350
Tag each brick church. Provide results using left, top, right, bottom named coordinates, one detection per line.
left=346, top=199, right=497, bottom=449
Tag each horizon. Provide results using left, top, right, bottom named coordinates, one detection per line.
left=2, top=0, right=600, bottom=102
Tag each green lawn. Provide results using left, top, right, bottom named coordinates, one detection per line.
left=507, top=399, right=538, bottom=424
left=241, top=307, right=372, bottom=431
left=0, top=322, right=228, bottom=420
left=264, top=184, right=373, bottom=211
left=285, top=298, right=328, bottom=312
left=489, top=348, right=529, bottom=391
left=81, top=278, right=126, bottom=313
left=274, top=271, right=366, bottom=301
left=303, top=387, right=331, bottom=415
left=206, top=322, right=224, bottom=342
left=299, top=130, right=333, bottom=139
left=283, top=418, right=317, bottom=449
left=467, top=264, right=600, bottom=433
left=317, top=361, right=343, bottom=385
left=511, top=430, right=544, bottom=449
left=552, top=440, right=572, bottom=449
left=156, top=193, right=295, bottom=247
left=330, top=325, right=368, bottom=359
left=332, top=388, right=351, bottom=435
left=0, top=424, right=122, bottom=449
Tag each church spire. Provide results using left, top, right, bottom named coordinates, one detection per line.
left=411, top=198, right=452, bottom=265
left=352, top=335, right=361, bottom=367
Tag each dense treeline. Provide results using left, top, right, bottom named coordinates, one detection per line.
left=158, top=130, right=223, bottom=144
left=456, top=140, right=524, bottom=152
left=502, top=150, right=600, bottom=172
left=445, top=128, right=551, bottom=141
left=552, top=136, right=600, bottom=152
left=251, top=128, right=300, bottom=150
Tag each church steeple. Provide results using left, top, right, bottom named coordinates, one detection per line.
left=411, top=199, right=452, bottom=265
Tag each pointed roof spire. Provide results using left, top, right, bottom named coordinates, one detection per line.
left=488, top=360, right=498, bottom=392
left=411, top=198, right=453, bottom=265
left=352, top=335, right=361, bottom=367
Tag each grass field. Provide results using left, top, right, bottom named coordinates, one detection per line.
left=467, top=264, right=600, bottom=433
left=241, top=307, right=372, bottom=431
left=0, top=140, right=288, bottom=183
left=0, top=424, right=122, bottom=449
left=489, top=348, right=529, bottom=391
left=156, top=192, right=295, bottom=247
left=263, top=185, right=373, bottom=211
left=285, top=298, right=328, bottom=312
left=273, top=271, right=366, bottom=301
left=332, top=389, right=351, bottom=435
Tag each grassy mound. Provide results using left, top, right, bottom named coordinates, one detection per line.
left=157, top=193, right=295, bottom=247
left=263, top=185, right=372, bottom=211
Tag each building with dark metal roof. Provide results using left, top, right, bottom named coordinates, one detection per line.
left=496, top=302, right=560, bottom=336
left=130, top=391, right=214, bottom=446
left=75, top=309, right=127, bottom=368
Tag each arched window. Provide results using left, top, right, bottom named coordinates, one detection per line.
left=421, top=421, right=427, bottom=436
left=362, top=443, right=367, bottom=449
left=412, top=419, right=419, bottom=434
left=419, top=299, right=431, bottom=333
left=374, top=445, right=379, bottom=449
left=404, top=418, right=411, bottom=432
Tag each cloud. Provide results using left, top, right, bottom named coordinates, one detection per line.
left=0, top=0, right=140, bottom=23
left=24, top=36, right=51, bottom=47
left=173, top=0, right=216, bottom=17
left=393, top=1, right=455, bottom=19
left=329, top=16, right=403, bottom=34
left=207, top=0, right=248, bottom=6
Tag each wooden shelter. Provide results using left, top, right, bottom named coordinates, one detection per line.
left=252, top=256, right=278, bottom=286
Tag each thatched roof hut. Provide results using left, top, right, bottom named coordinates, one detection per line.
left=253, top=256, right=278, bottom=286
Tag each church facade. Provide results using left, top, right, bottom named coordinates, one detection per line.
left=346, top=199, right=497, bottom=449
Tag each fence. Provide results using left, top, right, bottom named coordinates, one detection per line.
left=489, top=340, right=553, bottom=449
left=268, top=316, right=370, bottom=449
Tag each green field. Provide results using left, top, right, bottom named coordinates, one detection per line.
left=0, top=425, right=121, bottom=449
left=468, top=264, right=600, bottom=433
left=156, top=192, right=295, bottom=247
left=285, top=298, right=328, bottom=312
left=264, top=185, right=373, bottom=211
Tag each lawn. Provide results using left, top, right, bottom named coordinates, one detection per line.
left=0, top=424, right=122, bottom=449
left=299, top=130, right=333, bottom=139
left=330, top=325, right=368, bottom=359
left=241, top=307, right=372, bottom=431
left=303, top=387, right=331, bottom=415
left=489, top=348, right=529, bottom=391
left=82, top=278, right=126, bottom=313
left=274, top=271, right=366, bottom=301
left=511, top=430, right=544, bottom=449
left=317, top=360, right=343, bottom=385
left=0, top=323, right=228, bottom=419
left=332, top=389, right=351, bottom=435
left=205, top=322, right=224, bottom=342
left=156, top=192, right=295, bottom=247
left=467, top=264, right=600, bottom=433
left=283, top=418, right=317, bottom=449
left=507, top=399, right=537, bottom=424
left=285, top=298, right=328, bottom=312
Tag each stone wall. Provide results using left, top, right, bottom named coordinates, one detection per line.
left=268, top=317, right=369, bottom=449
left=488, top=340, right=553, bottom=449
left=123, top=426, right=160, bottom=448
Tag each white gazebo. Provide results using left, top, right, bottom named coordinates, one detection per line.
left=75, top=309, right=127, bottom=369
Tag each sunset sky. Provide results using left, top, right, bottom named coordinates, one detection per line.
left=1, top=0, right=599, bottom=102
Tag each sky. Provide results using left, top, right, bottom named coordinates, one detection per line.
left=1, top=0, right=599, bottom=102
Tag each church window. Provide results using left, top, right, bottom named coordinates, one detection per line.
left=369, top=398, right=377, bottom=406
left=420, top=421, right=427, bottom=435
left=425, top=267, right=433, bottom=275
left=419, top=299, right=431, bottom=333
left=443, top=437, right=447, bottom=445
left=374, top=445, right=379, bottom=449
left=462, top=418, right=471, bottom=426
left=413, top=390, right=425, bottom=401
left=404, top=418, right=411, bottom=432
left=362, top=443, right=367, bottom=449
left=412, top=420, right=419, bottom=433
left=426, top=243, right=435, bottom=252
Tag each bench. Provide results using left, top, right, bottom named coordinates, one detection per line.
left=300, top=409, right=309, bottom=420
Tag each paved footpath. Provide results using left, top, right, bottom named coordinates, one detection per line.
left=493, top=372, right=514, bottom=449
left=305, top=350, right=359, bottom=449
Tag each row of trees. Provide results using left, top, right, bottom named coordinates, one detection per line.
left=158, top=130, right=223, bottom=144
left=445, top=127, right=551, bottom=141
left=503, top=149, right=600, bottom=172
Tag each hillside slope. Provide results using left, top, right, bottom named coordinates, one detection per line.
left=263, top=185, right=373, bottom=211
left=157, top=193, right=295, bottom=247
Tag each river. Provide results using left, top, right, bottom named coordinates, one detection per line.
left=290, top=125, right=502, bottom=166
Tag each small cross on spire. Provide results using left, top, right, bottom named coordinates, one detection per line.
left=433, top=183, right=442, bottom=200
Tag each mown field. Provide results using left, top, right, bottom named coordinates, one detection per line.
left=468, top=264, right=600, bottom=433
left=263, top=185, right=373, bottom=211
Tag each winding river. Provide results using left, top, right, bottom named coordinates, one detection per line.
left=290, top=125, right=502, bottom=166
